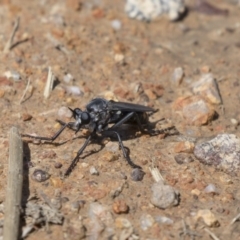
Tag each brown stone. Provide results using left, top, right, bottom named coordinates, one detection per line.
left=112, top=200, right=129, bottom=214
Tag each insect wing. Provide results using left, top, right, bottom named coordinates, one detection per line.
left=86, top=98, right=108, bottom=113
left=108, top=100, right=155, bottom=112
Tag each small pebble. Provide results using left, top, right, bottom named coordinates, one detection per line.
left=221, top=193, right=234, bottom=203
left=143, top=83, right=164, bottom=97
left=151, top=182, right=180, bottom=209
left=92, top=8, right=105, bottom=18
left=204, top=184, right=217, bottom=194
left=66, top=97, right=74, bottom=104
left=78, top=200, right=86, bottom=208
left=140, top=214, right=155, bottom=231
left=144, top=89, right=157, bottom=100
left=115, top=217, right=132, bottom=229
left=201, top=65, right=211, bottom=73
left=119, top=172, right=127, bottom=180
left=66, top=0, right=82, bottom=11
left=172, top=67, right=184, bottom=85
left=0, top=76, right=12, bottom=86
left=65, top=86, right=83, bottom=96
left=4, top=70, right=21, bottom=81
left=22, top=113, right=33, bottom=121
left=111, top=19, right=122, bottom=30
left=191, top=188, right=201, bottom=196
left=63, top=215, right=86, bottom=239
left=54, top=162, right=62, bottom=168
left=39, top=150, right=57, bottom=159
left=174, top=154, right=194, bottom=164
left=61, top=197, right=69, bottom=203
left=100, top=151, right=119, bottom=162
left=113, top=42, right=125, bottom=54
left=51, top=198, right=62, bottom=210
left=112, top=200, right=129, bottom=214
left=110, top=184, right=125, bottom=199
left=194, top=1, right=228, bottom=16
left=155, top=216, right=174, bottom=225
left=174, top=141, right=195, bottom=153
left=219, top=175, right=233, bottom=184
left=26, top=161, right=34, bottom=169
left=131, top=168, right=145, bottom=181
left=90, top=166, right=99, bottom=175
left=194, top=134, right=240, bottom=172
left=192, top=73, right=222, bottom=105
left=125, top=0, right=185, bottom=21
left=88, top=188, right=107, bottom=200
left=129, top=82, right=143, bottom=94
left=31, top=169, right=50, bottom=182
left=63, top=73, right=74, bottom=83
left=102, top=91, right=118, bottom=101
left=89, top=202, right=113, bottom=229
left=70, top=201, right=81, bottom=212
left=230, top=118, right=238, bottom=126
left=105, top=142, right=119, bottom=152
left=173, top=96, right=215, bottom=126
left=49, top=14, right=65, bottom=26
left=195, top=209, right=220, bottom=227
left=50, top=177, right=63, bottom=188
left=81, top=162, right=89, bottom=168
left=0, top=89, right=5, bottom=98
left=114, top=54, right=125, bottom=63
left=58, top=106, right=73, bottom=118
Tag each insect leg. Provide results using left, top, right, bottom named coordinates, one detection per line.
left=22, top=122, right=76, bottom=142
left=105, top=130, right=141, bottom=169
left=110, top=112, right=146, bottom=132
left=56, top=119, right=89, bottom=132
left=64, top=135, right=92, bottom=176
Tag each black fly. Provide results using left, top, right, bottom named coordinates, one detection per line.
left=22, top=98, right=172, bottom=177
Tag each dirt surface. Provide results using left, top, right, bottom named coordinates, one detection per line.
left=1, top=0, right=240, bottom=239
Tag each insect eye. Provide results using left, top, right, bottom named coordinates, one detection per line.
left=75, top=108, right=82, bottom=114
left=81, top=112, right=90, bottom=124
left=72, top=108, right=82, bottom=118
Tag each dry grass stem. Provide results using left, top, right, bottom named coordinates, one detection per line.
left=3, top=127, right=23, bottom=240
left=204, top=228, right=220, bottom=240
left=230, top=212, right=240, bottom=225
left=3, top=17, right=20, bottom=53
left=149, top=166, right=164, bottom=183
left=44, top=67, right=55, bottom=99
left=19, top=78, right=31, bottom=104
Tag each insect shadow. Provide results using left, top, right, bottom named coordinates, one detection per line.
left=54, top=117, right=176, bottom=172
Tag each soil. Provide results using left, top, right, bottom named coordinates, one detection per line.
left=0, top=0, right=240, bottom=239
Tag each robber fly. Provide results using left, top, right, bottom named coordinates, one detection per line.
left=22, top=98, right=171, bottom=176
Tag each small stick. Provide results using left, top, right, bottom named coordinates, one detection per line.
left=38, top=190, right=54, bottom=209
left=3, top=127, right=23, bottom=240
left=19, top=78, right=31, bottom=104
left=149, top=166, right=164, bottom=183
left=204, top=228, right=220, bottom=240
left=230, top=212, right=240, bottom=225
left=38, top=109, right=57, bottom=116
left=3, top=17, right=20, bottom=54
left=43, top=67, right=55, bottom=99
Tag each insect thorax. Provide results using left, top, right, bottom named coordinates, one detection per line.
left=86, top=98, right=110, bottom=124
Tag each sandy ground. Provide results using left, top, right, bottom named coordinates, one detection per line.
left=1, top=0, right=240, bottom=239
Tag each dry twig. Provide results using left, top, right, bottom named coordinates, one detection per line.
left=44, top=67, right=55, bottom=99
left=230, top=212, right=240, bottom=225
left=179, top=220, right=201, bottom=240
left=204, top=228, right=220, bottom=240
left=3, top=127, right=23, bottom=240
left=3, top=17, right=20, bottom=53
left=19, top=78, right=31, bottom=104
left=149, top=166, right=164, bottom=183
